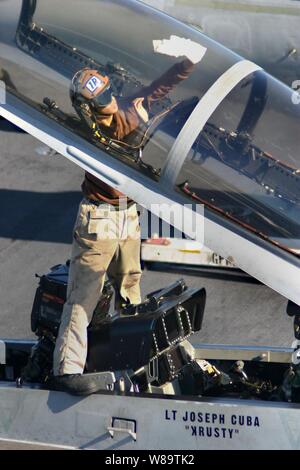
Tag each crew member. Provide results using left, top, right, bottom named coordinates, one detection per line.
left=52, top=36, right=207, bottom=394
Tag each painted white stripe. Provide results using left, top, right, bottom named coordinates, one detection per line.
left=161, top=59, right=262, bottom=185
left=0, top=437, right=76, bottom=450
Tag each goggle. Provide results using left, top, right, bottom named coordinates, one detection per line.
left=90, top=85, right=114, bottom=109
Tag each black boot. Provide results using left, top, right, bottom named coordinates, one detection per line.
left=48, top=373, right=112, bottom=396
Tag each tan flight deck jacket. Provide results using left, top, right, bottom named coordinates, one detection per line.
left=82, top=58, right=195, bottom=206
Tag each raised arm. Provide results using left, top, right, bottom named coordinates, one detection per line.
left=142, top=58, right=195, bottom=108
left=140, top=36, right=207, bottom=109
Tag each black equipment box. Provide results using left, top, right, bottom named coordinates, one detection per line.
left=31, top=263, right=69, bottom=336
left=86, top=281, right=206, bottom=373
left=31, top=263, right=113, bottom=337
left=30, top=263, right=206, bottom=389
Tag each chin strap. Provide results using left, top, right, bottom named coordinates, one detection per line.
left=73, top=101, right=110, bottom=143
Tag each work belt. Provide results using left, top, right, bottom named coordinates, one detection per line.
left=84, top=197, right=136, bottom=211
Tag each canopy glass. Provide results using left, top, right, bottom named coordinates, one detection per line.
left=0, top=0, right=299, bottom=259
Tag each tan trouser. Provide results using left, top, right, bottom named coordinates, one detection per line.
left=53, top=199, right=142, bottom=376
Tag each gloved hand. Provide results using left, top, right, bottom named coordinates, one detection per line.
left=153, top=35, right=207, bottom=64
